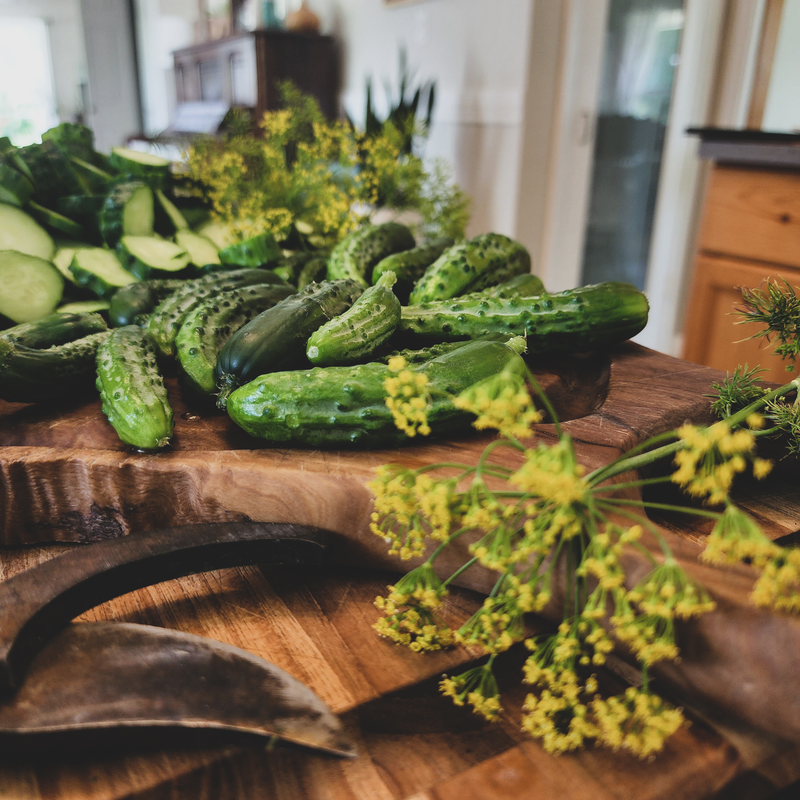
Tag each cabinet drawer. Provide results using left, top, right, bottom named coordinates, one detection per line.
left=697, top=166, right=800, bottom=270
left=682, top=255, right=800, bottom=383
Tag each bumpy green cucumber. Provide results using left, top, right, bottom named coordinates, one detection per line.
left=371, top=236, right=453, bottom=302
left=400, top=281, right=649, bottom=353
left=95, top=326, right=173, bottom=450
left=176, top=282, right=296, bottom=398
left=215, top=279, right=363, bottom=407
left=147, top=269, right=287, bottom=358
left=326, top=222, right=415, bottom=287
left=0, top=312, right=110, bottom=403
left=408, top=233, right=531, bottom=304
left=226, top=337, right=529, bottom=448
left=296, top=256, right=328, bottom=288
left=476, top=273, right=545, bottom=299
left=109, top=279, right=185, bottom=328
left=306, top=271, right=401, bottom=366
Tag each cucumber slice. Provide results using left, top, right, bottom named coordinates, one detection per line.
left=71, top=156, right=114, bottom=192
left=52, top=242, right=96, bottom=284
left=28, top=200, right=85, bottom=240
left=70, top=248, right=137, bottom=298
left=155, top=189, right=189, bottom=234
left=0, top=251, right=64, bottom=323
left=100, top=182, right=154, bottom=248
left=0, top=203, right=55, bottom=260
left=218, top=231, right=282, bottom=267
left=118, top=235, right=190, bottom=279
left=57, top=299, right=110, bottom=315
left=175, top=229, right=220, bottom=269
left=0, top=162, right=33, bottom=207
left=195, top=219, right=237, bottom=250
left=57, top=194, right=105, bottom=219
left=109, top=147, right=171, bottom=189
left=0, top=137, right=12, bottom=156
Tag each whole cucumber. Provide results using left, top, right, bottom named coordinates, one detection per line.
left=95, top=325, right=173, bottom=450
left=408, top=233, right=531, bottom=304
left=326, top=222, right=415, bottom=287
left=400, top=281, right=649, bottom=353
left=306, top=271, right=401, bottom=366
left=109, top=278, right=185, bottom=328
left=175, top=282, right=296, bottom=398
left=215, top=279, right=363, bottom=407
left=226, top=337, right=529, bottom=448
left=371, top=236, right=454, bottom=302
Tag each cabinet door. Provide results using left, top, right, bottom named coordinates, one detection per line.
left=682, top=255, right=800, bottom=383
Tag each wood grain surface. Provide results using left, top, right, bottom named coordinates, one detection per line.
left=1, top=343, right=799, bottom=799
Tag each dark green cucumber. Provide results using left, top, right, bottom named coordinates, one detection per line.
left=109, top=279, right=185, bottom=327
left=27, top=200, right=85, bottom=240
left=475, top=273, right=545, bottom=299
left=408, top=233, right=531, bottom=304
left=371, top=236, right=454, bottom=302
left=226, top=337, right=529, bottom=448
left=326, top=222, right=415, bottom=287
left=95, top=325, right=173, bottom=450
left=100, top=181, right=154, bottom=248
left=306, top=271, right=401, bottom=366
left=0, top=161, right=33, bottom=207
left=270, top=251, right=319, bottom=284
left=0, top=312, right=109, bottom=403
left=296, top=255, right=328, bottom=288
left=146, top=269, right=288, bottom=358
left=215, top=279, right=363, bottom=407
left=176, top=282, right=297, bottom=397
left=400, top=281, right=650, bottom=353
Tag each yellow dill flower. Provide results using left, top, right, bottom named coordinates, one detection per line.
left=453, top=369, right=542, bottom=439
left=456, top=593, right=526, bottom=654
left=510, top=436, right=588, bottom=506
left=752, top=548, right=800, bottom=613
left=383, top=358, right=432, bottom=438
left=701, top=504, right=777, bottom=569
left=629, top=561, right=716, bottom=620
left=368, top=464, right=430, bottom=559
left=440, top=663, right=502, bottom=721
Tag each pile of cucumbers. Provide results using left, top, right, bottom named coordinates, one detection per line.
left=0, top=204, right=650, bottom=449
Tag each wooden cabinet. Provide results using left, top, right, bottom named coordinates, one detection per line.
left=173, top=29, right=339, bottom=121
left=682, top=163, right=800, bottom=383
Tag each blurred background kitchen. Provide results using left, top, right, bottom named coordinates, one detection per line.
left=1, top=0, right=798, bottom=375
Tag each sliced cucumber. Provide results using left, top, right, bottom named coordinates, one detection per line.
left=174, top=228, right=220, bottom=269
left=0, top=250, right=64, bottom=323
left=109, top=147, right=171, bottom=189
left=0, top=162, right=33, bottom=207
left=52, top=242, right=96, bottom=284
left=218, top=230, right=282, bottom=267
left=70, top=248, right=137, bottom=298
left=0, top=203, right=55, bottom=260
left=57, top=194, right=105, bottom=219
left=57, top=299, right=110, bottom=315
left=118, top=235, right=190, bottom=279
left=70, top=156, right=114, bottom=192
left=28, top=200, right=85, bottom=240
left=100, top=182, right=154, bottom=248
left=195, top=219, right=237, bottom=250
left=155, top=189, right=189, bottom=234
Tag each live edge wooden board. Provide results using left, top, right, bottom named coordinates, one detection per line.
left=0, top=343, right=799, bottom=799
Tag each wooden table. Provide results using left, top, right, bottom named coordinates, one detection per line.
left=1, top=343, right=799, bottom=799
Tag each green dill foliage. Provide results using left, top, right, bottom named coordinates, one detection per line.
left=369, top=354, right=800, bottom=758
left=708, top=364, right=766, bottom=419
left=764, top=396, right=800, bottom=458
left=738, top=279, right=800, bottom=369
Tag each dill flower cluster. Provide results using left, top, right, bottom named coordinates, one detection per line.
left=383, top=356, right=432, bottom=438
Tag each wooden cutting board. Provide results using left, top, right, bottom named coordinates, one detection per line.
left=1, top=343, right=799, bottom=799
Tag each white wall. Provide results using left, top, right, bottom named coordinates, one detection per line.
left=762, top=0, right=800, bottom=132
left=0, top=0, right=88, bottom=125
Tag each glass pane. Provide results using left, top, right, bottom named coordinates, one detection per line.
left=580, top=0, right=684, bottom=290
left=0, top=17, right=58, bottom=145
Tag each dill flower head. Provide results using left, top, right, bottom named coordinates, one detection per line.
left=440, top=663, right=502, bottom=721
left=453, top=368, right=542, bottom=439
left=384, top=357, right=432, bottom=438
left=701, top=504, right=777, bottom=569
left=752, top=547, right=800, bottom=613
left=627, top=561, right=716, bottom=620
left=672, top=421, right=771, bottom=505
left=456, top=593, right=526, bottom=654
left=368, top=464, right=429, bottom=559
left=509, top=436, right=588, bottom=506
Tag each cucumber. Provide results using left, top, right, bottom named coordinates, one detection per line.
left=99, top=181, right=154, bottom=248
left=117, top=235, right=191, bottom=279
left=306, top=271, right=401, bottom=366
left=41, top=122, right=97, bottom=164
left=27, top=200, right=85, bottom=240
left=69, top=248, right=137, bottom=299
left=476, top=273, right=546, bottom=299
left=176, top=282, right=297, bottom=398
left=408, top=233, right=531, bottom=304
left=371, top=236, right=454, bottom=302
left=215, top=279, right=364, bottom=407
left=174, top=229, right=220, bottom=270
left=0, top=251, right=64, bottom=323
left=13, top=143, right=72, bottom=200
left=109, top=147, right=172, bottom=189
left=95, top=325, right=173, bottom=450
left=400, top=281, right=650, bottom=353
left=0, top=312, right=109, bottom=403
left=0, top=162, right=33, bottom=207
left=226, top=337, right=529, bottom=447
left=70, top=157, right=115, bottom=193
left=195, top=219, right=237, bottom=250
left=296, top=255, right=328, bottom=288
left=326, top=222, right=416, bottom=287
left=109, top=279, right=185, bottom=328
left=270, top=251, right=320, bottom=284
left=147, top=269, right=288, bottom=358
left=218, top=230, right=282, bottom=268
left=57, top=193, right=106, bottom=223
left=57, top=299, right=110, bottom=315
left=0, top=203, right=55, bottom=260
left=52, top=243, right=96, bottom=285
left=155, top=189, right=189, bottom=234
